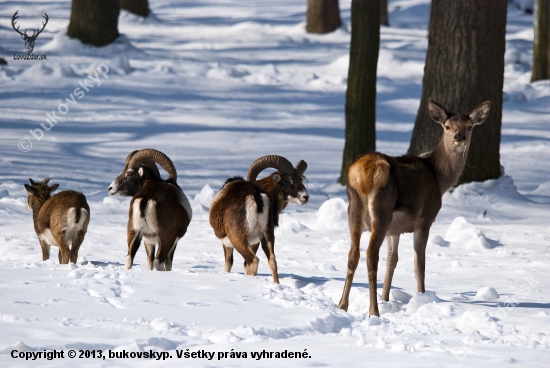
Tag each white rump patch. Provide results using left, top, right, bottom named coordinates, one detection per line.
left=245, top=194, right=269, bottom=243
left=132, top=198, right=159, bottom=244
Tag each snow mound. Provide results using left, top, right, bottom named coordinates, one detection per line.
left=428, top=235, right=450, bottom=247
left=390, top=289, right=412, bottom=304
left=109, top=55, right=132, bottom=75
left=475, top=286, right=499, bottom=301
left=277, top=213, right=306, bottom=234
left=194, top=184, right=215, bottom=208
left=328, top=239, right=350, bottom=253
left=406, top=291, right=442, bottom=315
left=448, top=176, right=527, bottom=205
left=532, top=181, right=550, bottom=196
left=456, top=310, right=500, bottom=333
left=42, top=33, right=141, bottom=57
left=444, top=217, right=494, bottom=249
left=316, top=198, right=348, bottom=230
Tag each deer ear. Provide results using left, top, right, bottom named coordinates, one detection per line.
left=427, top=99, right=448, bottom=125
left=273, top=173, right=281, bottom=183
left=24, top=184, right=37, bottom=195
left=469, top=101, right=491, bottom=125
left=48, top=184, right=59, bottom=193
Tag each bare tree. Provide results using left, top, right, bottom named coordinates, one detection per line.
left=408, top=0, right=507, bottom=184
left=532, top=0, right=550, bottom=82
left=120, top=0, right=150, bottom=17
left=68, top=0, right=119, bottom=46
left=339, top=0, right=381, bottom=184
left=381, top=0, right=389, bottom=26
left=306, top=0, right=342, bottom=34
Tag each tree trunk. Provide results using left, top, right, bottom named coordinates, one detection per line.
left=67, top=0, right=119, bottom=47
left=381, top=0, right=389, bottom=26
left=532, top=0, right=550, bottom=82
left=339, top=0, right=381, bottom=184
left=306, top=0, right=342, bottom=34
left=120, top=0, right=150, bottom=17
left=407, top=0, right=507, bottom=185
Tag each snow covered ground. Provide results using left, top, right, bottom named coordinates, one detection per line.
left=0, top=0, right=549, bottom=366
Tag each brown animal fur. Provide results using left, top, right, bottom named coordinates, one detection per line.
left=338, top=99, right=491, bottom=316
left=25, top=178, right=90, bottom=264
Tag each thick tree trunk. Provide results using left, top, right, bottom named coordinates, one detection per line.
left=306, top=0, right=342, bottom=34
left=120, top=0, right=150, bottom=17
left=381, top=0, right=389, bottom=26
left=68, top=0, right=119, bottom=46
left=339, top=0, right=381, bottom=184
left=532, top=0, right=550, bottom=82
left=408, top=0, right=507, bottom=185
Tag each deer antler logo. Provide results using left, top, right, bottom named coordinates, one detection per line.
left=11, top=11, right=49, bottom=54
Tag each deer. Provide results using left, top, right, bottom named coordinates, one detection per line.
left=11, top=11, right=48, bottom=54
left=337, top=99, right=491, bottom=316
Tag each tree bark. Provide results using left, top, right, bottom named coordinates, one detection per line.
left=407, top=0, right=507, bottom=185
left=339, top=0, right=381, bottom=184
left=306, top=0, right=342, bottom=34
left=120, top=0, right=150, bottom=17
left=68, top=0, right=119, bottom=47
left=381, top=0, right=389, bottom=26
left=532, top=0, right=550, bottom=82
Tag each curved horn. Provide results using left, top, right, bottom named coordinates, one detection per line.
left=123, top=149, right=160, bottom=178
left=128, top=148, right=177, bottom=181
left=247, top=155, right=294, bottom=182
left=295, top=160, right=308, bottom=176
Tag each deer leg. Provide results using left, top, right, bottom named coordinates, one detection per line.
left=365, top=192, right=393, bottom=317
left=144, top=241, right=155, bottom=270
left=223, top=245, right=234, bottom=272
left=413, top=228, right=430, bottom=293
left=381, top=234, right=400, bottom=301
left=261, top=228, right=279, bottom=284
left=338, top=187, right=364, bottom=311
left=126, top=228, right=142, bottom=270
left=69, top=230, right=86, bottom=264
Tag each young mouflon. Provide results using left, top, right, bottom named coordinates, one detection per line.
left=25, top=178, right=90, bottom=264
left=338, top=99, right=491, bottom=316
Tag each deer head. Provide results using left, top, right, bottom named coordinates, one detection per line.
left=12, top=11, right=49, bottom=54
left=428, top=99, right=491, bottom=155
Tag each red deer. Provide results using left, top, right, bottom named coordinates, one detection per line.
left=338, top=99, right=491, bottom=316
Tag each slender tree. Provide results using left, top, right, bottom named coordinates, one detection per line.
left=532, top=0, right=550, bottom=82
left=68, top=0, right=119, bottom=46
left=339, top=0, right=381, bottom=184
left=381, top=0, right=389, bottom=26
left=408, top=0, right=507, bottom=184
left=120, top=0, right=150, bottom=17
left=306, top=0, right=342, bottom=34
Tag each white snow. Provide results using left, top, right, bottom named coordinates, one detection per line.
left=0, top=0, right=549, bottom=367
